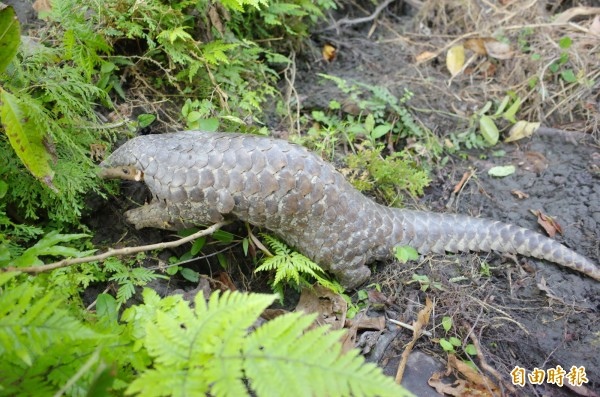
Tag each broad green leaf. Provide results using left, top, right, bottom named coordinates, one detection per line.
left=442, top=316, right=453, bottom=332
left=560, top=69, right=577, bottom=83
left=190, top=237, right=206, bottom=256
left=0, top=90, right=56, bottom=190
left=558, top=36, right=572, bottom=49
left=465, top=344, right=478, bottom=356
left=479, top=115, right=499, bottom=145
left=488, top=165, right=516, bottom=177
left=198, top=117, right=219, bottom=132
left=137, top=113, right=156, bottom=128
left=449, top=337, right=462, bottom=347
left=180, top=267, right=199, bottom=282
left=439, top=338, right=455, bottom=352
left=371, top=124, right=392, bottom=139
left=0, top=6, right=20, bottom=73
left=394, top=245, right=419, bottom=263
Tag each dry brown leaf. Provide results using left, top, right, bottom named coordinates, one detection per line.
left=346, top=315, right=385, bottom=331
left=415, top=51, right=436, bottom=63
left=261, top=308, right=288, bottom=321
left=531, top=210, right=563, bottom=237
left=464, top=38, right=488, bottom=55
left=208, top=5, right=225, bottom=37
left=295, top=284, right=347, bottom=331
left=395, top=297, right=433, bottom=384
left=521, top=151, right=548, bottom=174
left=505, top=120, right=540, bottom=142
left=511, top=189, right=529, bottom=199
left=446, top=45, right=465, bottom=77
left=322, top=43, right=337, bottom=62
left=483, top=40, right=513, bottom=60
left=555, top=6, right=600, bottom=23
left=33, top=0, right=52, bottom=13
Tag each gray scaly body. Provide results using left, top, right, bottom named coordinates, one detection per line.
left=100, top=131, right=600, bottom=288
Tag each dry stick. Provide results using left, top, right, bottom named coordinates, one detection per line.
left=395, top=297, right=433, bottom=384
left=2, top=221, right=231, bottom=274
left=318, top=0, right=396, bottom=33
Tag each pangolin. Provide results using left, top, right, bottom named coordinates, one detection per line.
left=100, top=131, right=600, bottom=288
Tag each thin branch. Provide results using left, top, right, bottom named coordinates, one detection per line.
left=3, top=222, right=231, bottom=274
left=318, top=0, right=396, bottom=33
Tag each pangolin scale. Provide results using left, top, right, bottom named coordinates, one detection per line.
left=100, top=131, right=600, bottom=288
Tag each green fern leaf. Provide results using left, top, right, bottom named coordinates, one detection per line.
left=125, top=290, right=411, bottom=397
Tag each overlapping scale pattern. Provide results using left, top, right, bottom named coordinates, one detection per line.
left=102, top=131, right=600, bottom=288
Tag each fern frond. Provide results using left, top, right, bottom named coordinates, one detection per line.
left=255, top=234, right=333, bottom=292
left=125, top=290, right=410, bottom=397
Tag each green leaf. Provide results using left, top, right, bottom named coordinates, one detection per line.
left=0, top=6, right=20, bottom=73
left=213, top=230, right=234, bottom=243
left=449, top=336, right=462, bottom=347
left=558, top=36, right=572, bottom=49
left=488, top=165, right=516, bottom=177
left=0, top=90, right=57, bottom=190
left=560, top=69, right=577, bottom=83
left=394, top=245, right=419, bottom=263
left=479, top=115, right=499, bottom=145
left=439, top=338, right=455, bottom=352
left=441, top=316, right=453, bottom=332
left=371, top=124, right=392, bottom=139
left=364, top=114, right=375, bottom=133
left=137, top=113, right=156, bottom=128
left=464, top=344, right=478, bottom=356
left=502, top=97, right=522, bottom=123
left=0, top=180, right=7, bottom=198
left=242, top=237, right=249, bottom=256
left=190, top=237, right=206, bottom=256
left=198, top=117, right=219, bottom=132
left=180, top=267, right=199, bottom=282
left=96, top=293, right=118, bottom=324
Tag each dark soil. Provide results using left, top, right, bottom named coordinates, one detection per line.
left=287, top=3, right=600, bottom=395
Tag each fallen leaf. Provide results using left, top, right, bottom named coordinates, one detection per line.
left=464, top=38, right=488, bottom=55
left=346, top=315, right=385, bottom=331
left=511, top=189, right=529, bottom=199
left=33, top=0, right=52, bottom=14
left=295, top=284, right=347, bottom=331
left=483, top=40, right=513, bottom=60
left=208, top=5, right=225, bottom=37
left=322, top=43, right=337, bottom=62
left=521, top=151, right=548, bottom=174
left=415, top=51, right=436, bottom=63
left=505, top=120, right=540, bottom=142
left=488, top=165, right=516, bottom=177
left=395, top=297, right=433, bottom=384
left=531, top=209, right=563, bottom=237
left=446, top=45, right=465, bottom=77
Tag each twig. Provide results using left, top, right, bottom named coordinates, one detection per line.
left=3, top=222, right=231, bottom=274
left=319, top=0, right=396, bottom=33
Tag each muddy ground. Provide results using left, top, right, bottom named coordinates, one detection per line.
left=286, top=2, right=599, bottom=396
